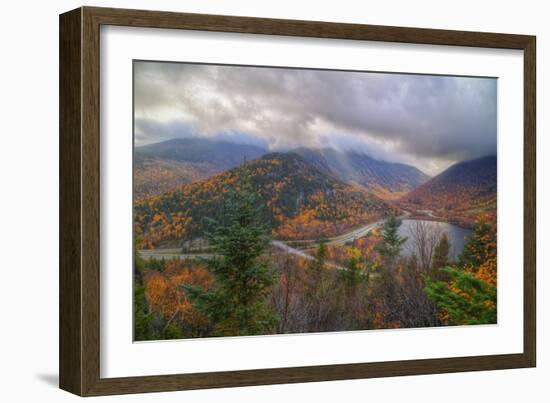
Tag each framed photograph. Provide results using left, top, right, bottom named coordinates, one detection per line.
left=59, top=6, right=536, bottom=396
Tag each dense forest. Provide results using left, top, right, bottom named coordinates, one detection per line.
left=132, top=62, right=498, bottom=340
left=134, top=152, right=395, bottom=249
left=134, top=138, right=266, bottom=199
left=133, top=138, right=432, bottom=200
left=400, top=155, right=497, bottom=226
left=134, top=171, right=497, bottom=340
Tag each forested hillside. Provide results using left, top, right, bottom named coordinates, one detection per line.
left=134, top=152, right=396, bottom=248
left=134, top=138, right=429, bottom=200
left=400, top=155, right=497, bottom=225
left=135, top=196, right=497, bottom=340
left=134, top=138, right=267, bottom=198
left=294, top=147, right=429, bottom=199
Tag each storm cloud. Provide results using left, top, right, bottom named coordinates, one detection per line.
left=134, top=61, right=497, bottom=175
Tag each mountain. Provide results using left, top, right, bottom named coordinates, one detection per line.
left=400, top=155, right=497, bottom=224
left=134, top=138, right=267, bottom=199
left=293, top=147, right=429, bottom=199
left=134, top=152, right=396, bottom=248
left=134, top=138, right=430, bottom=200
left=136, top=137, right=267, bottom=165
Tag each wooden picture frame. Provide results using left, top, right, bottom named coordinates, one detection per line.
left=59, top=6, right=536, bottom=396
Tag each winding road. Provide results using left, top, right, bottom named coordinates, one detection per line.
left=138, top=211, right=411, bottom=270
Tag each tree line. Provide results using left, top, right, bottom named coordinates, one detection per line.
left=135, top=188, right=496, bottom=340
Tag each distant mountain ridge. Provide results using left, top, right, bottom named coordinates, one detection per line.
left=400, top=155, right=497, bottom=224
left=134, top=138, right=267, bottom=199
left=136, top=137, right=267, bottom=165
left=134, top=138, right=429, bottom=199
left=293, top=147, right=429, bottom=199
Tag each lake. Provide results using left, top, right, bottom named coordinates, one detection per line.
left=397, top=219, right=473, bottom=261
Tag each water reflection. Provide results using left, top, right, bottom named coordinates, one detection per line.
left=397, top=219, right=473, bottom=261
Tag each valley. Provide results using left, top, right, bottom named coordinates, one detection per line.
left=399, top=155, right=497, bottom=226
left=134, top=150, right=397, bottom=249
left=134, top=138, right=496, bottom=252
left=134, top=138, right=431, bottom=200
left=134, top=137, right=497, bottom=340
left=138, top=213, right=405, bottom=269
left=131, top=63, right=498, bottom=340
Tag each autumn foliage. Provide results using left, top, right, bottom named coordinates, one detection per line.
left=425, top=213, right=497, bottom=325
left=133, top=149, right=498, bottom=339
left=400, top=155, right=496, bottom=226
left=134, top=153, right=395, bottom=248
left=140, top=260, right=213, bottom=338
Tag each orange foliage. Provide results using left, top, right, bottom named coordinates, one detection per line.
left=467, top=212, right=497, bottom=287
left=135, top=155, right=396, bottom=245
left=143, top=260, right=213, bottom=334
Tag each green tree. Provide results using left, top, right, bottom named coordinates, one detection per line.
left=305, top=240, right=329, bottom=300
left=425, top=215, right=497, bottom=325
left=343, top=250, right=362, bottom=289
left=134, top=237, right=155, bottom=340
left=424, top=267, right=496, bottom=325
left=312, top=239, right=328, bottom=266
left=134, top=282, right=154, bottom=340
left=431, top=233, right=450, bottom=279
left=376, top=214, right=407, bottom=263
left=304, top=240, right=343, bottom=332
left=184, top=188, right=278, bottom=336
left=459, top=219, right=494, bottom=269
left=370, top=215, right=407, bottom=327
left=340, top=247, right=372, bottom=330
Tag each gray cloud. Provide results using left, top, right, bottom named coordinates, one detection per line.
left=134, top=61, right=497, bottom=175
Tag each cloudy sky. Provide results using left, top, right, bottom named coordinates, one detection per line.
left=134, top=61, right=497, bottom=175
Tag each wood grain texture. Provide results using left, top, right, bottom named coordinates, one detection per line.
left=59, top=6, right=537, bottom=396
left=85, top=353, right=532, bottom=396
left=81, top=6, right=102, bottom=396
left=523, top=38, right=536, bottom=367
left=59, top=8, right=82, bottom=396
left=86, top=6, right=531, bottom=49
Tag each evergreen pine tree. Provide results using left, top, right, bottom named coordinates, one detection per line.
left=342, top=246, right=362, bottom=289
left=305, top=240, right=329, bottom=304
left=425, top=216, right=497, bottom=325
left=133, top=240, right=155, bottom=340
left=304, top=240, right=343, bottom=332
left=459, top=218, right=494, bottom=269
left=376, top=214, right=407, bottom=264
left=134, top=282, right=154, bottom=340
left=424, top=267, right=496, bottom=325
left=310, top=240, right=328, bottom=276
left=431, top=233, right=450, bottom=279
left=371, top=215, right=407, bottom=326
left=184, top=186, right=278, bottom=336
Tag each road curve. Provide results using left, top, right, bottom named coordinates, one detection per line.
left=271, top=240, right=314, bottom=260
left=139, top=212, right=410, bottom=269
left=324, top=211, right=411, bottom=247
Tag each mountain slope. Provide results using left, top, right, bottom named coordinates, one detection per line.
left=134, top=139, right=429, bottom=200
left=134, top=138, right=267, bottom=199
left=134, top=152, right=396, bottom=247
left=400, top=155, right=497, bottom=224
left=293, top=147, right=429, bottom=199
left=136, top=137, right=267, bottom=165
